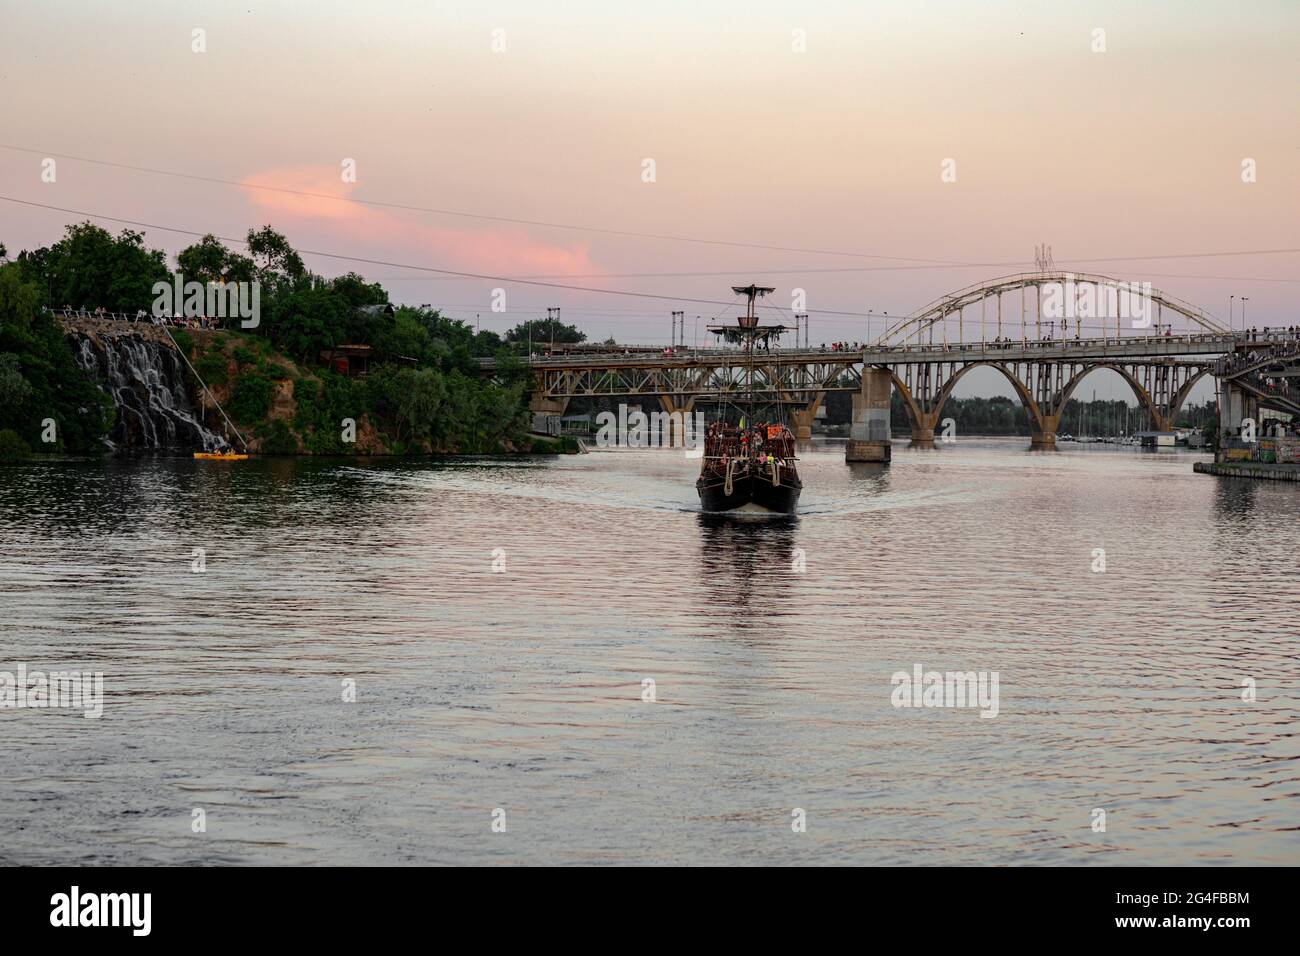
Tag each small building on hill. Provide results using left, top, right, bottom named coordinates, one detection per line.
left=320, top=344, right=372, bottom=377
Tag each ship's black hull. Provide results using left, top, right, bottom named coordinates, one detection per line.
left=697, top=472, right=801, bottom=514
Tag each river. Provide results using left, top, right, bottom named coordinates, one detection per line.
left=1, top=439, right=1296, bottom=865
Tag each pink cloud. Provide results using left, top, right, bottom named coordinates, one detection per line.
left=238, top=165, right=600, bottom=277
left=239, top=165, right=360, bottom=220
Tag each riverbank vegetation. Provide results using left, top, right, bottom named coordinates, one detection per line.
left=183, top=328, right=542, bottom=455
left=0, top=222, right=561, bottom=457
left=0, top=258, right=114, bottom=461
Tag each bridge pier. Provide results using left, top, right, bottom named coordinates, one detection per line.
left=909, top=414, right=938, bottom=448
left=846, top=367, right=892, bottom=463
left=1030, top=431, right=1057, bottom=448
left=1222, top=382, right=1253, bottom=434
left=529, top=394, right=569, bottom=435
left=788, top=407, right=815, bottom=441
left=787, top=393, right=824, bottom=440
left=1030, top=414, right=1060, bottom=449
left=658, top=395, right=697, bottom=447
left=1147, top=411, right=1174, bottom=433
left=1218, top=381, right=1258, bottom=441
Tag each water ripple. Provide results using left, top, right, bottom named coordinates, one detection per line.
left=0, top=440, right=1296, bottom=864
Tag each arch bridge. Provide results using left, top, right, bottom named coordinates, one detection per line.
left=479, top=272, right=1291, bottom=460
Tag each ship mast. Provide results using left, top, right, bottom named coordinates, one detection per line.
left=737, top=284, right=766, bottom=416
left=708, top=284, right=785, bottom=425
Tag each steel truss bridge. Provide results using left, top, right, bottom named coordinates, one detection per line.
left=478, top=272, right=1298, bottom=449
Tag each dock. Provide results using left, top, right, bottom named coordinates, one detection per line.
left=1194, top=461, right=1300, bottom=482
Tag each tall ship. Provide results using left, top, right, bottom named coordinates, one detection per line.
left=696, top=285, right=803, bottom=514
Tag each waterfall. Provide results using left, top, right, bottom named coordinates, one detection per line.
left=72, top=332, right=224, bottom=452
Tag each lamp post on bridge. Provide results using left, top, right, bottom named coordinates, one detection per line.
left=547, top=307, right=560, bottom=352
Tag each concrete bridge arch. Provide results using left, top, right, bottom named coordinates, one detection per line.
left=883, top=358, right=1214, bottom=447
left=889, top=361, right=1047, bottom=445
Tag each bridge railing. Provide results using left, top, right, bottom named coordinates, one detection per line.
left=46, top=307, right=222, bottom=329
left=48, top=306, right=153, bottom=322
left=1216, top=338, right=1300, bottom=377
left=858, top=331, right=1241, bottom=356
left=517, top=344, right=789, bottom=362
left=499, top=331, right=1245, bottom=367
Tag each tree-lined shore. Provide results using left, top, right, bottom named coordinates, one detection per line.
left=0, top=223, right=583, bottom=459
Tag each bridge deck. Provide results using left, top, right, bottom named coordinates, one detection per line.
left=479, top=332, right=1243, bottom=371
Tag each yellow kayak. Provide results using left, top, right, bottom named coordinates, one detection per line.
left=194, top=452, right=249, bottom=461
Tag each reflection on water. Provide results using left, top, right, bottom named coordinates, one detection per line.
left=0, top=439, right=1297, bottom=865
left=696, top=513, right=799, bottom=607
left=847, top=460, right=889, bottom=479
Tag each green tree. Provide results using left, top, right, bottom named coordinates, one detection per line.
left=176, top=234, right=256, bottom=284
left=505, top=317, right=586, bottom=348
left=391, top=367, right=446, bottom=443
left=228, top=371, right=275, bottom=421
left=331, top=272, right=388, bottom=309
left=247, top=225, right=306, bottom=284
left=0, top=262, right=113, bottom=451
left=0, top=354, right=33, bottom=407
left=0, top=427, right=31, bottom=462
left=263, top=282, right=348, bottom=363
left=475, top=380, right=529, bottom=450
left=0, top=264, right=40, bottom=331
left=20, top=222, right=169, bottom=312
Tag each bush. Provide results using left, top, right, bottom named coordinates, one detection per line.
left=228, top=371, right=274, bottom=421
left=0, top=427, right=30, bottom=462
left=194, top=352, right=227, bottom=386
left=171, top=330, right=193, bottom=355
left=0, top=268, right=114, bottom=454
left=294, top=370, right=369, bottom=453
left=257, top=418, right=298, bottom=454
left=232, top=346, right=258, bottom=368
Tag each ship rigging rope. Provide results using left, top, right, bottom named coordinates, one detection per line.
left=703, top=295, right=743, bottom=414
left=159, top=323, right=249, bottom=452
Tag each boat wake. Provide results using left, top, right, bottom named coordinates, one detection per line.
left=338, top=464, right=999, bottom=519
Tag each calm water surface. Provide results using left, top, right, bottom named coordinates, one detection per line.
left=1, top=439, right=1297, bottom=865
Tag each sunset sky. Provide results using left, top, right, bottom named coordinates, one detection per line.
left=1, top=1, right=1295, bottom=397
